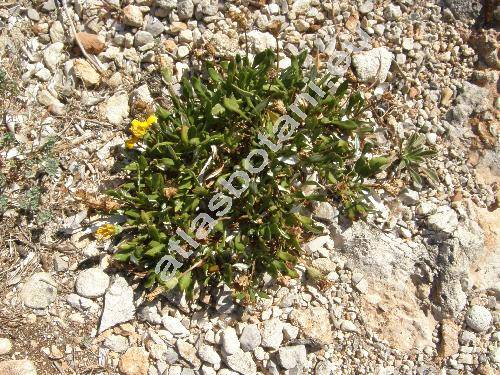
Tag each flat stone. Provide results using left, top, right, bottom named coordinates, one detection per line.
left=162, top=316, right=189, bottom=337
left=177, top=0, right=194, bottom=20
left=197, top=344, right=221, bottom=366
left=427, top=206, right=458, bottom=234
left=99, top=277, right=135, bottom=333
left=103, top=92, right=130, bottom=125
left=289, top=307, right=333, bottom=345
left=75, top=268, right=109, bottom=298
left=223, top=349, right=257, bottom=375
left=20, top=272, right=57, bottom=309
left=73, top=59, right=101, bottom=86
left=104, top=335, right=129, bottom=353
left=439, top=319, right=460, bottom=357
left=43, top=42, right=65, bottom=71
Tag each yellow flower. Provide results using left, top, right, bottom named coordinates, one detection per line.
left=95, top=224, right=116, bottom=240
left=130, top=119, right=150, bottom=138
left=146, top=115, right=157, bottom=126
left=125, top=136, right=139, bottom=149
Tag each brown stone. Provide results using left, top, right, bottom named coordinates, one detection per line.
left=163, top=39, right=177, bottom=53
left=440, top=87, right=454, bottom=106
left=439, top=319, right=460, bottom=358
left=76, top=32, right=105, bottom=55
left=118, top=347, right=149, bottom=375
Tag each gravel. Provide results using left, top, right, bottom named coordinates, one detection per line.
left=75, top=268, right=110, bottom=298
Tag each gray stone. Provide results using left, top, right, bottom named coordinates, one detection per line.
left=277, top=345, right=307, bottom=370
left=99, top=276, right=135, bottom=333
left=27, top=9, right=40, bottom=21
left=289, top=307, right=333, bottom=346
left=162, top=316, right=189, bottom=337
left=239, top=324, right=261, bottom=352
left=399, top=189, right=419, bottom=205
left=352, top=47, right=393, bottom=83
left=465, top=305, right=492, bottom=332
left=215, top=285, right=237, bottom=315
left=20, top=272, right=57, bottom=309
left=315, top=360, right=337, bottom=375
left=104, top=335, right=129, bottom=353
left=223, top=349, right=257, bottom=375
left=447, top=82, right=489, bottom=126
left=75, top=268, right=110, bottom=298
left=260, top=318, right=284, bottom=350
left=313, top=202, right=338, bottom=223
left=155, top=0, right=177, bottom=11
left=145, top=17, right=165, bottom=37
left=138, top=304, right=162, bottom=325
left=134, top=31, right=154, bottom=47
left=177, top=0, right=194, bottom=20
left=443, top=0, right=482, bottom=21
left=0, top=360, right=37, bottom=375
left=427, top=206, right=458, bottom=234
left=221, top=327, right=240, bottom=355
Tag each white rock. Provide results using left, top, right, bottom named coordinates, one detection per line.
left=0, top=338, right=12, bottom=355
left=427, top=206, right=458, bottom=233
left=221, top=327, right=240, bottom=355
left=162, top=316, right=189, bottom=337
left=465, top=305, right=492, bottom=332
left=177, top=0, right=194, bottom=20
left=260, top=318, right=283, bottom=350
left=247, top=31, right=276, bottom=53
left=277, top=345, right=307, bottom=370
left=223, top=349, right=257, bottom=375
left=177, top=45, right=190, bottom=59
left=384, top=4, right=402, bottom=20
left=123, top=5, right=144, bottom=27
left=340, top=320, right=357, bottom=332
left=104, top=335, right=129, bottom=353
left=20, top=272, right=57, bottom=309
left=75, top=268, right=110, bottom=298
left=103, top=92, right=130, bottom=125
left=239, top=324, right=261, bottom=352
left=43, top=42, right=65, bottom=71
left=291, top=0, right=311, bottom=15
left=198, top=344, right=221, bottom=366
left=399, top=188, right=419, bottom=206
left=66, top=293, right=99, bottom=312
left=352, top=47, right=393, bottom=83
left=49, top=20, right=65, bottom=43
left=99, top=277, right=135, bottom=333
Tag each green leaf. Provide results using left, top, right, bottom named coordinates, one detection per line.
left=223, top=96, right=249, bottom=119
left=178, top=272, right=192, bottom=292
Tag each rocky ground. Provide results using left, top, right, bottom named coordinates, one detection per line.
left=0, top=0, right=499, bottom=374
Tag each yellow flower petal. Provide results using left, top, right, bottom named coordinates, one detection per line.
left=146, top=115, right=158, bottom=125
left=125, top=137, right=138, bottom=149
